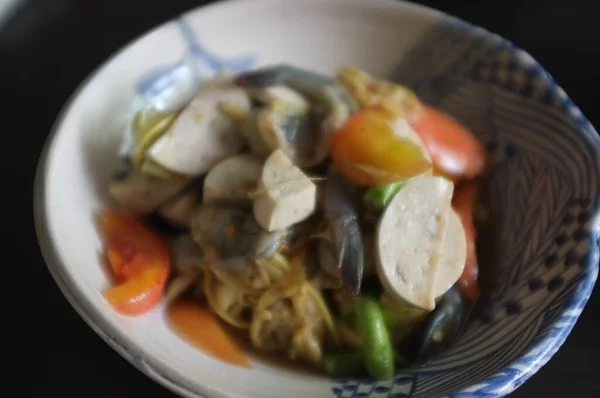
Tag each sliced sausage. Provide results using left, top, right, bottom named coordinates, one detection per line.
left=253, top=149, right=317, bottom=231
left=148, top=79, right=251, bottom=176
left=203, top=154, right=262, bottom=205
left=376, top=175, right=454, bottom=311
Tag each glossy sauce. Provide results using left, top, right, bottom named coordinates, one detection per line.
left=167, top=300, right=252, bottom=369
left=167, top=300, right=320, bottom=375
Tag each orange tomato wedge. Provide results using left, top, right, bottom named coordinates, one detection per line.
left=409, top=105, right=488, bottom=182
left=167, top=301, right=251, bottom=368
left=330, top=107, right=432, bottom=186
left=99, top=209, right=171, bottom=316
left=452, top=182, right=480, bottom=302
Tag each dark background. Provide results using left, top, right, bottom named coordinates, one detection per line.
left=5, top=0, right=599, bottom=396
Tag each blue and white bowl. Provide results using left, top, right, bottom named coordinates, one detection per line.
left=34, top=0, right=600, bottom=397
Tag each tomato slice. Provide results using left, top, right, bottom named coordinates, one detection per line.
left=330, top=107, right=432, bottom=186
left=104, top=265, right=167, bottom=315
left=452, top=182, right=480, bottom=302
left=409, top=105, right=488, bottom=181
left=459, top=238, right=480, bottom=303
left=167, top=301, right=251, bottom=368
left=99, top=209, right=171, bottom=316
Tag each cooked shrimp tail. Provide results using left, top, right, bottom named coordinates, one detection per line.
left=234, top=64, right=330, bottom=91
left=234, top=64, right=290, bottom=87
left=323, top=168, right=364, bottom=295
left=235, top=64, right=356, bottom=110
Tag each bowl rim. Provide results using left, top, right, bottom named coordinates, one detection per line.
left=33, top=0, right=600, bottom=397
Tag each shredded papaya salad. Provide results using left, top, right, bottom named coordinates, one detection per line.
left=99, top=65, right=488, bottom=379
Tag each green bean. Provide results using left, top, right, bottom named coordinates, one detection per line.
left=323, top=351, right=365, bottom=377
left=363, top=182, right=404, bottom=211
left=354, top=297, right=395, bottom=380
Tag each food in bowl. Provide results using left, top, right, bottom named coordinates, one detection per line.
left=98, top=64, right=488, bottom=380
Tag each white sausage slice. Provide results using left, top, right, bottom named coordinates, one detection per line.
left=203, top=154, right=262, bottom=205
left=376, top=175, right=454, bottom=311
left=378, top=208, right=467, bottom=308
left=433, top=208, right=467, bottom=298
left=148, top=80, right=251, bottom=176
left=253, top=149, right=317, bottom=231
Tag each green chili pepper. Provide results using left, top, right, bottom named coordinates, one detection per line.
left=363, top=182, right=404, bottom=211
left=354, top=297, right=395, bottom=380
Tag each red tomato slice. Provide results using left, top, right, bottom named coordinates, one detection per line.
left=99, top=209, right=171, bottom=316
left=452, top=181, right=479, bottom=238
left=167, top=301, right=251, bottom=368
left=104, top=265, right=167, bottom=315
left=409, top=105, right=488, bottom=181
left=452, top=182, right=481, bottom=302
left=330, top=107, right=432, bottom=186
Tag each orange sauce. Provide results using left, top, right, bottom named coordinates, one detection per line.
left=167, top=300, right=252, bottom=369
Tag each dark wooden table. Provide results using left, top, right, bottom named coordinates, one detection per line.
left=5, top=0, right=599, bottom=396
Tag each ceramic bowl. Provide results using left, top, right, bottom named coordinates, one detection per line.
left=34, top=0, right=600, bottom=397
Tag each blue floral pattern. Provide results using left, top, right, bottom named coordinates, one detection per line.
left=134, top=18, right=255, bottom=111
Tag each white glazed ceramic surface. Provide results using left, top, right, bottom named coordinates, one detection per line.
left=34, top=0, right=600, bottom=397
